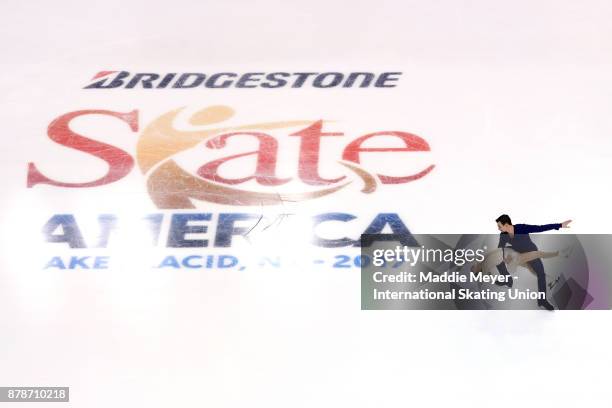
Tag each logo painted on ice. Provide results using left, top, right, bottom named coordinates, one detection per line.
left=27, top=106, right=434, bottom=208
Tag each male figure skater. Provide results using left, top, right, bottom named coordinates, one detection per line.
left=495, top=214, right=572, bottom=311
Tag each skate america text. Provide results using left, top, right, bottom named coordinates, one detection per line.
left=40, top=212, right=414, bottom=269
left=41, top=212, right=411, bottom=248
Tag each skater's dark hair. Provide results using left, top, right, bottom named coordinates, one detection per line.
left=496, top=214, right=512, bottom=225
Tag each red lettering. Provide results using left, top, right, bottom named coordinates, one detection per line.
left=342, top=131, right=434, bottom=184
left=27, top=110, right=138, bottom=188
left=290, top=120, right=344, bottom=185
left=198, top=132, right=290, bottom=186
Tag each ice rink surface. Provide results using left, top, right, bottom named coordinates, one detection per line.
left=1, top=1, right=612, bottom=406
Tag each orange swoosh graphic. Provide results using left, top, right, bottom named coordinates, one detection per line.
left=137, top=105, right=315, bottom=174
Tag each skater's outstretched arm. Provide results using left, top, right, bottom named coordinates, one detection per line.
left=516, top=220, right=572, bottom=234
left=516, top=224, right=562, bottom=233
